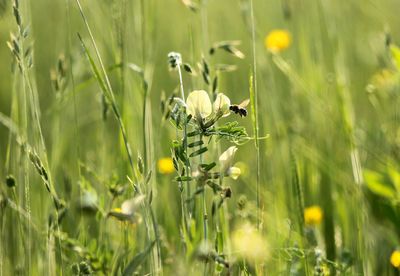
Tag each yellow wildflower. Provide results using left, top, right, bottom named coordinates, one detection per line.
left=112, top=208, right=122, bottom=213
left=265, top=30, right=291, bottom=52
left=391, top=250, right=400, bottom=268
left=158, top=157, right=174, bottom=174
left=304, top=205, right=323, bottom=226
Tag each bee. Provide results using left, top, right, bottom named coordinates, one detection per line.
left=229, top=99, right=250, bottom=118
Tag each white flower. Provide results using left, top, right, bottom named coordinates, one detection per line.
left=214, top=93, right=231, bottom=117
left=219, top=146, right=241, bottom=179
left=186, top=90, right=212, bottom=119
left=121, top=195, right=145, bottom=216
left=219, top=146, right=237, bottom=171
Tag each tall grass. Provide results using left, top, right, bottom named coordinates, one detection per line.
left=1, top=0, right=400, bottom=275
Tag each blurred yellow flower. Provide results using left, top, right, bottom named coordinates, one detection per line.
left=233, top=223, right=269, bottom=262
left=367, top=69, right=395, bottom=92
left=391, top=250, right=400, bottom=268
left=112, top=208, right=122, bottom=213
left=265, top=30, right=291, bottom=52
left=158, top=157, right=174, bottom=174
left=304, top=205, right=323, bottom=226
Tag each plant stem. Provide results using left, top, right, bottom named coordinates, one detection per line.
left=249, top=0, right=261, bottom=231
left=199, top=134, right=207, bottom=244
left=75, top=0, right=139, bottom=185
left=177, top=64, right=191, bottom=204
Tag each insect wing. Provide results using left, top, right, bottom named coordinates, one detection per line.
left=238, top=99, right=250, bottom=108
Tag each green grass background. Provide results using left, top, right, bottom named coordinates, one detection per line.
left=1, top=0, right=400, bottom=275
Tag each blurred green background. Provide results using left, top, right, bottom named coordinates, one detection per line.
left=1, top=0, right=400, bottom=275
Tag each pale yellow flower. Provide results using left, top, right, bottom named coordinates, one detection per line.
left=227, top=167, right=241, bottom=180
left=186, top=90, right=212, bottom=119
left=304, top=205, right=323, bottom=226
left=158, top=157, right=174, bottom=174
left=265, top=30, right=291, bottom=52
left=214, top=93, right=231, bottom=117
left=391, top=250, right=400, bottom=268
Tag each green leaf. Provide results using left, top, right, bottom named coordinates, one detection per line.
left=200, top=162, right=216, bottom=171
left=122, top=241, right=156, bottom=276
left=206, top=181, right=223, bottom=192
left=172, top=140, right=187, bottom=164
left=363, top=170, right=397, bottom=199
left=202, top=70, right=210, bottom=85
left=388, top=167, right=400, bottom=193
left=190, top=147, right=208, bottom=157
left=108, top=211, right=132, bottom=221
left=113, top=250, right=131, bottom=276
left=202, top=57, right=209, bottom=75
left=217, top=231, right=223, bottom=253
left=188, top=140, right=204, bottom=148
left=391, top=45, right=400, bottom=72
left=212, top=76, right=218, bottom=93
left=187, top=130, right=200, bottom=137
left=77, top=33, right=110, bottom=103
left=175, top=176, right=193, bottom=182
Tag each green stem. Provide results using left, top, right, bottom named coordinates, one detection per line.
left=65, top=0, right=84, bottom=242
left=177, top=64, right=191, bottom=204
left=249, top=0, right=261, bottom=231
left=75, top=0, right=139, bottom=185
left=199, top=134, right=207, bottom=244
left=15, top=9, right=31, bottom=272
left=142, top=87, right=148, bottom=173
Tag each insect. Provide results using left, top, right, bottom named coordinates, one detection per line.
left=229, top=99, right=250, bottom=118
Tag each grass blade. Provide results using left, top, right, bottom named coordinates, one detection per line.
left=122, top=241, right=156, bottom=276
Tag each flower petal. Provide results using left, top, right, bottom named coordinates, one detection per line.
left=219, top=146, right=238, bottom=172
left=228, top=166, right=241, bottom=180
left=186, top=90, right=212, bottom=118
left=214, top=93, right=231, bottom=117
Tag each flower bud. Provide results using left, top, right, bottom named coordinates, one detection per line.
left=219, top=146, right=237, bottom=171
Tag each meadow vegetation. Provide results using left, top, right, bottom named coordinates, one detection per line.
left=1, top=0, right=400, bottom=275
